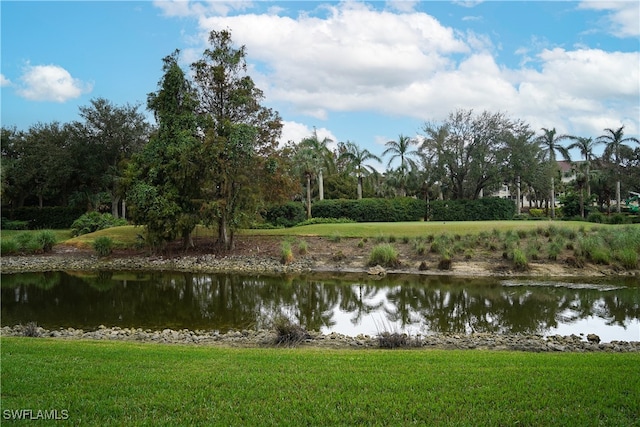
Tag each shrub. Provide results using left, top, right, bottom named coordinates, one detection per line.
left=607, top=213, right=629, bottom=225
left=93, top=236, right=114, bottom=257
left=295, top=217, right=355, bottom=226
left=586, top=212, right=604, bottom=223
left=14, top=232, right=34, bottom=251
left=35, top=230, right=57, bottom=252
left=368, top=244, right=400, bottom=268
left=1, top=218, right=29, bottom=230
left=71, top=212, right=127, bottom=237
left=265, top=202, right=306, bottom=227
left=11, top=206, right=84, bottom=229
left=312, top=197, right=426, bottom=222
left=437, top=256, right=452, bottom=270
left=272, top=315, right=310, bottom=346
left=529, top=208, right=546, bottom=218
left=430, top=198, right=515, bottom=221
left=377, top=332, right=408, bottom=349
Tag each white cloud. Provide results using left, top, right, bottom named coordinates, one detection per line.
left=0, top=74, right=11, bottom=87
left=153, top=0, right=253, bottom=17
left=579, top=1, right=640, bottom=38
left=17, top=64, right=93, bottom=102
left=385, top=0, right=419, bottom=13
left=280, top=121, right=337, bottom=148
left=168, top=1, right=638, bottom=141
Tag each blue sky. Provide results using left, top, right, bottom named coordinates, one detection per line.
left=2, top=1, right=638, bottom=165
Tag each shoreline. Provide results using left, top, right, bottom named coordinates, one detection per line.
left=2, top=325, right=639, bottom=352
left=2, top=250, right=638, bottom=278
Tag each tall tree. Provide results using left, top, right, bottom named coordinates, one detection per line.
left=596, top=126, right=640, bottom=213
left=126, top=51, right=203, bottom=250
left=567, top=136, right=599, bottom=199
left=298, top=129, right=333, bottom=201
left=73, top=97, right=150, bottom=216
left=339, top=141, right=381, bottom=199
left=191, top=29, right=282, bottom=249
left=382, top=134, right=420, bottom=197
left=534, top=128, right=572, bottom=218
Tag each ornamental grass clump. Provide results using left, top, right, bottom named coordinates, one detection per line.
left=280, top=241, right=294, bottom=264
left=272, top=315, right=310, bottom=347
left=22, top=322, right=41, bottom=338
left=93, top=236, right=114, bottom=258
left=512, top=248, right=529, bottom=271
left=614, top=248, right=638, bottom=270
left=368, top=244, right=400, bottom=268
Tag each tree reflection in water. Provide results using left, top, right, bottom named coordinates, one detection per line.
left=1, top=272, right=638, bottom=341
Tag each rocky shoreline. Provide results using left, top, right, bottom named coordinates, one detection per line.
left=2, top=324, right=639, bottom=352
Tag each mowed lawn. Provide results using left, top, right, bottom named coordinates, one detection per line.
left=1, top=338, right=639, bottom=426
left=59, top=220, right=619, bottom=248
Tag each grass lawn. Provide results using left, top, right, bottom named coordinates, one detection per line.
left=1, top=338, right=639, bottom=425
left=58, top=220, right=618, bottom=248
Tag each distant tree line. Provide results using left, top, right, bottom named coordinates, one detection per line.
left=2, top=29, right=639, bottom=248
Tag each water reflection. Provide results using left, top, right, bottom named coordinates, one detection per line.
left=1, top=272, right=638, bottom=342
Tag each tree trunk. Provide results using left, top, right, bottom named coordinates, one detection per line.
left=357, top=175, right=362, bottom=200
left=318, top=169, right=324, bottom=201
left=110, top=194, right=121, bottom=218
left=306, top=174, right=312, bottom=219
left=550, top=177, right=555, bottom=219
left=218, top=215, right=229, bottom=249
left=182, top=229, right=194, bottom=250
left=516, top=176, right=521, bottom=215
left=121, top=199, right=126, bottom=220
left=616, top=180, right=621, bottom=213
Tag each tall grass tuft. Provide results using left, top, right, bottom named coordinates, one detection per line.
left=280, top=241, right=294, bottom=264
left=368, top=244, right=400, bottom=268
left=93, top=236, right=114, bottom=258
left=614, top=249, right=638, bottom=270
left=272, top=315, right=310, bottom=346
left=512, top=248, right=528, bottom=271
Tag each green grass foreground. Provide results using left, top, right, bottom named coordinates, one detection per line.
left=2, top=338, right=639, bottom=425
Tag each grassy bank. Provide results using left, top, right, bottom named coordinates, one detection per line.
left=2, top=338, right=639, bottom=425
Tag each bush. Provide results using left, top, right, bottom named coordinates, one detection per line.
left=429, top=198, right=515, bottom=221
left=607, top=213, right=629, bottom=225
left=312, top=198, right=426, bottom=222
left=1, top=218, right=29, bottom=230
left=586, top=212, right=605, bottom=223
left=529, top=208, right=546, bottom=218
left=71, top=212, right=127, bottom=237
left=93, top=236, right=114, bottom=257
left=272, top=315, right=310, bottom=346
left=264, top=202, right=306, bottom=227
left=368, top=244, right=400, bottom=268
left=35, top=230, right=57, bottom=252
left=11, top=207, right=84, bottom=229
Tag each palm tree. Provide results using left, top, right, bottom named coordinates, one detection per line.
left=382, top=134, right=420, bottom=197
left=567, top=136, right=598, bottom=199
left=534, top=128, right=572, bottom=218
left=299, top=129, right=333, bottom=201
left=596, top=126, right=640, bottom=213
left=339, top=141, right=381, bottom=199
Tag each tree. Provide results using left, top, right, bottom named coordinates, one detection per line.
left=500, top=127, right=537, bottom=214
left=422, top=110, right=519, bottom=200
left=126, top=51, right=203, bottom=250
left=567, top=136, right=599, bottom=199
left=382, top=134, right=420, bottom=196
left=192, top=29, right=282, bottom=249
left=534, top=128, right=572, bottom=218
left=596, top=126, right=640, bottom=213
left=339, top=141, right=381, bottom=199
left=73, top=97, right=150, bottom=216
left=299, top=129, right=333, bottom=201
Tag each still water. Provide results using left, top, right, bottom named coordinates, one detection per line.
left=2, top=271, right=639, bottom=343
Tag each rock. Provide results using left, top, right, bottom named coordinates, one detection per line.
left=587, top=333, right=600, bottom=344
left=368, top=265, right=386, bottom=276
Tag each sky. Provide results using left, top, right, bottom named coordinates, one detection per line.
left=2, top=0, right=639, bottom=165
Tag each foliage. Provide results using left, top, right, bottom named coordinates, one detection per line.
left=125, top=51, right=203, bottom=251
left=10, top=206, right=84, bottom=229
left=92, top=236, right=114, bottom=257
left=312, top=198, right=426, bottom=222
left=264, top=202, right=306, bottom=227
left=0, top=218, right=29, bottom=230
left=586, top=212, right=605, bottom=223
left=35, top=230, right=57, bottom=252
left=70, top=212, right=127, bottom=237
left=368, top=244, right=400, bottom=267
left=193, top=30, right=283, bottom=249
left=295, top=217, right=355, bottom=227
left=272, top=315, right=310, bottom=346
left=429, top=198, right=515, bottom=221
left=511, top=248, right=529, bottom=271
left=280, top=241, right=294, bottom=264
left=1, top=239, right=18, bottom=255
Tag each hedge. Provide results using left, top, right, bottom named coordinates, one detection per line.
left=264, top=202, right=306, bottom=227
left=429, top=198, right=515, bottom=221
left=312, top=198, right=426, bottom=222
left=8, top=207, right=86, bottom=229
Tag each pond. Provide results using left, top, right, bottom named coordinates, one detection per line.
left=1, top=271, right=639, bottom=343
